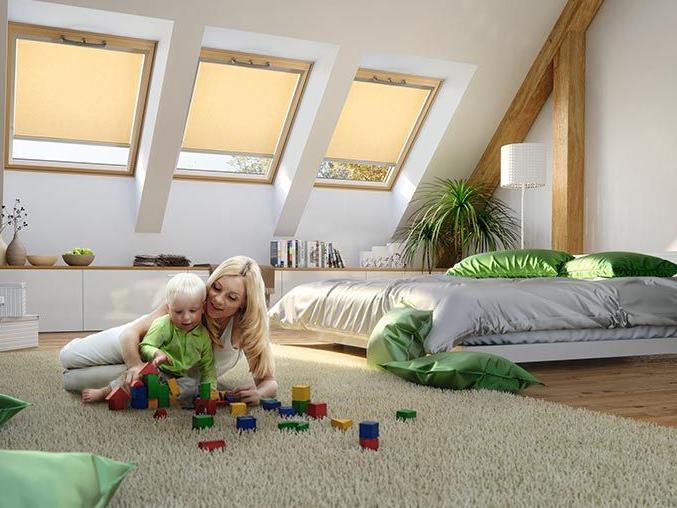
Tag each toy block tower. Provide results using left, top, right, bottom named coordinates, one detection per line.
left=105, top=387, right=129, bottom=411
left=359, top=421, right=379, bottom=451
left=130, top=380, right=148, bottom=409
left=291, top=384, right=310, bottom=415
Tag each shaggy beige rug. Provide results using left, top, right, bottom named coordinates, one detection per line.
left=1, top=346, right=676, bottom=507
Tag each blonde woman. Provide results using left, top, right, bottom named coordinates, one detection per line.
left=59, top=256, right=277, bottom=403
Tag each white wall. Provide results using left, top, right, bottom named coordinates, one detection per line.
left=501, top=0, right=677, bottom=254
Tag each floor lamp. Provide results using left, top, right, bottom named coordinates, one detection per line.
left=500, top=143, right=546, bottom=249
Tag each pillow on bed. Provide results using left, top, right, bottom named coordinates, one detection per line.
left=380, top=351, right=543, bottom=392
left=0, top=394, right=31, bottom=426
left=564, top=252, right=677, bottom=278
left=366, top=305, right=431, bottom=368
left=0, top=450, right=135, bottom=508
left=447, top=249, right=574, bottom=278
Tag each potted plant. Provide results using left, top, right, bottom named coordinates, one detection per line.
left=395, top=178, right=519, bottom=272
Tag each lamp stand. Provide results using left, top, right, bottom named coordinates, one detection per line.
left=520, top=183, right=525, bottom=250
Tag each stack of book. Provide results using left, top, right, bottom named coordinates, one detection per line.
left=270, top=240, right=345, bottom=269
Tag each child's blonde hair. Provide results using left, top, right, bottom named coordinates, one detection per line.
left=165, top=273, right=206, bottom=308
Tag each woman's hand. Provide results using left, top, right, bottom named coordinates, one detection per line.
left=124, top=363, right=145, bottom=388
left=230, top=383, right=261, bottom=405
left=152, top=352, right=172, bottom=367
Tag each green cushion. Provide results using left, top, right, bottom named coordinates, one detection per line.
left=0, top=394, right=31, bottom=426
left=447, top=249, right=574, bottom=278
left=381, top=351, right=543, bottom=392
left=563, top=251, right=677, bottom=278
left=366, top=305, right=431, bottom=368
left=0, top=450, right=135, bottom=508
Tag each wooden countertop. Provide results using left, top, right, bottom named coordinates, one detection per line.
left=0, top=265, right=210, bottom=270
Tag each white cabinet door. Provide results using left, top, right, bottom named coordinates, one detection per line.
left=0, top=269, right=83, bottom=332
left=83, top=270, right=185, bottom=330
left=281, top=271, right=366, bottom=295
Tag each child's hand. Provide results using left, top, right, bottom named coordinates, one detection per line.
left=152, top=352, right=172, bottom=367
left=231, top=383, right=260, bottom=404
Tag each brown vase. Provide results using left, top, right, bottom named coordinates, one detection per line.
left=6, top=231, right=27, bottom=266
left=0, top=234, right=6, bottom=265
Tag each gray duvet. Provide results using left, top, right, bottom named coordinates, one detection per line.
left=267, top=275, right=677, bottom=352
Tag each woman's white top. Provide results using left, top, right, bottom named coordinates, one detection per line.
left=213, top=318, right=242, bottom=379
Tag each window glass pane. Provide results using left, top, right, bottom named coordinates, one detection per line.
left=12, top=138, right=128, bottom=167
left=177, top=151, right=272, bottom=176
left=317, top=160, right=392, bottom=183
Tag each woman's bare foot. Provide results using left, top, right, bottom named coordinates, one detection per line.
left=82, top=387, right=111, bottom=403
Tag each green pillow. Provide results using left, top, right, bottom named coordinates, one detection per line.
left=564, top=251, right=677, bottom=278
left=0, top=450, right=135, bottom=508
left=447, top=249, right=574, bottom=278
left=381, top=351, right=543, bottom=392
left=366, top=305, right=432, bottom=368
left=0, top=394, right=31, bottom=426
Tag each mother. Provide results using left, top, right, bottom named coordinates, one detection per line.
left=59, top=256, right=277, bottom=403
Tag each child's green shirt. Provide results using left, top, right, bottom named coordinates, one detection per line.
left=139, top=315, right=216, bottom=388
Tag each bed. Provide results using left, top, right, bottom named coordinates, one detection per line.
left=268, top=270, right=677, bottom=363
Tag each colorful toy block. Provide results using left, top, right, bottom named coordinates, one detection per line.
left=194, top=398, right=208, bottom=414
left=278, top=421, right=298, bottom=430
left=224, top=394, right=241, bottom=403
left=166, top=378, right=181, bottom=397
left=292, top=399, right=309, bottom=415
left=137, top=362, right=160, bottom=377
left=359, top=421, right=379, bottom=439
left=148, top=398, right=158, bottom=409
left=261, top=399, right=282, bottom=411
left=236, top=415, right=257, bottom=431
left=295, top=422, right=309, bottom=432
left=199, top=382, right=211, bottom=400
left=192, top=414, right=214, bottom=430
left=230, top=402, right=247, bottom=417
left=396, top=409, right=417, bottom=421
left=307, top=402, right=327, bottom=419
left=331, top=418, right=353, bottom=431
left=278, top=406, right=296, bottom=418
left=198, top=439, right=225, bottom=452
left=158, top=384, right=170, bottom=408
left=205, top=400, right=217, bottom=415
left=210, top=390, right=220, bottom=401
left=360, top=437, right=379, bottom=451
left=144, top=374, right=161, bottom=399
left=130, top=381, right=148, bottom=409
left=291, top=384, right=310, bottom=401
left=105, top=387, right=129, bottom=411
left=153, top=409, right=168, bottom=420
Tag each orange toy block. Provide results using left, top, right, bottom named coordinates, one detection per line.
left=210, top=390, right=220, bottom=401
left=230, top=402, right=247, bottom=416
left=148, top=399, right=158, bottom=409
left=331, top=418, right=353, bottom=431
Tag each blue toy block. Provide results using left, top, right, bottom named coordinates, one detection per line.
left=131, top=383, right=148, bottom=409
left=278, top=406, right=296, bottom=418
left=261, top=399, right=282, bottom=411
left=236, top=415, right=257, bottom=431
left=359, top=421, right=379, bottom=439
left=224, top=394, right=241, bottom=403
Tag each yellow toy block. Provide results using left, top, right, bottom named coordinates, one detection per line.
left=169, top=396, right=179, bottom=408
left=331, top=418, right=353, bottom=431
left=166, top=378, right=181, bottom=397
left=230, top=402, right=247, bottom=416
left=148, top=399, right=158, bottom=409
left=210, top=390, right=220, bottom=401
left=292, top=384, right=310, bottom=401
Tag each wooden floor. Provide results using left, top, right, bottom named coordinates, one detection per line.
left=36, top=331, right=677, bottom=428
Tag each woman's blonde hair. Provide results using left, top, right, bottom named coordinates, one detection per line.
left=204, top=256, right=273, bottom=380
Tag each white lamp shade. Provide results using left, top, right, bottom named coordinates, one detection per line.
left=500, top=143, right=546, bottom=188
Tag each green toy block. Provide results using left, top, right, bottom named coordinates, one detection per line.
left=396, top=409, right=417, bottom=421
left=278, top=421, right=298, bottom=430
left=199, top=382, right=211, bottom=400
left=144, top=374, right=161, bottom=399
left=158, top=384, right=170, bottom=408
left=295, top=422, right=309, bottom=432
left=291, top=399, right=309, bottom=415
left=192, top=414, right=214, bottom=430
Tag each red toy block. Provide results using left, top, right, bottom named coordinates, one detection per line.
left=137, top=362, right=160, bottom=376
left=198, top=439, right=225, bottom=452
left=215, top=400, right=228, bottom=407
left=105, top=387, right=129, bottom=411
left=360, top=438, right=379, bottom=451
left=307, top=402, right=327, bottom=419
left=153, top=408, right=168, bottom=419
left=194, top=398, right=217, bottom=415
left=131, top=380, right=144, bottom=388
left=205, top=399, right=217, bottom=415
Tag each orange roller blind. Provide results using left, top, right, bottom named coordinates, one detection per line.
left=14, top=38, right=144, bottom=145
left=182, top=62, right=300, bottom=155
left=325, top=80, right=430, bottom=164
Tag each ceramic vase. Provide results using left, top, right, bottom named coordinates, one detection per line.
left=6, top=231, right=27, bottom=266
left=0, top=233, right=6, bottom=265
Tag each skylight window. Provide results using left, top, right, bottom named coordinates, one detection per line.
left=316, top=69, right=441, bottom=190
left=6, top=22, right=156, bottom=175
left=175, top=49, right=311, bottom=183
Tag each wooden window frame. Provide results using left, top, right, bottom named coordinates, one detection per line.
left=315, top=68, right=441, bottom=191
left=5, top=22, right=156, bottom=177
left=174, top=48, right=312, bottom=184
